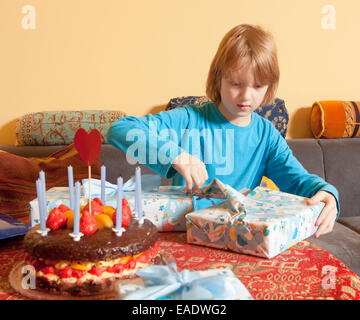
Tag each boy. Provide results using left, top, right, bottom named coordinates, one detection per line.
left=108, top=24, right=339, bottom=238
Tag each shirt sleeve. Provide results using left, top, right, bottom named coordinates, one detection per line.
left=107, top=107, right=192, bottom=179
left=264, top=125, right=340, bottom=217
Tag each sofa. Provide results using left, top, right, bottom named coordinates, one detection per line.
left=1, top=138, right=360, bottom=276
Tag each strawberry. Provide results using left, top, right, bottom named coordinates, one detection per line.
left=89, top=267, right=106, bottom=276
left=46, top=207, right=68, bottom=231
left=57, top=204, right=70, bottom=213
left=135, top=252, right=149, bottom=263
left=93, top=197, right=103, bottom=206
left=107, top=263, right=126, bottom=274
left=56, top=267, right=73, bottom=278
left=71, top=269, right=87, bottom=278
left=42, top=265, right=55, bottom=274
left=79, top=211, right=98, bottom=235
left=83, top=199, right=104, bottom=215
left=128, top=259, right=137, bottom=270
left=112, top=198, right=132, bottom=228
left=108, top=264, right=121, bottom=273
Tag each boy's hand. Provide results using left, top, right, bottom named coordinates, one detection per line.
left=172, top=152, right=208, bottom=192
left=307, top=191, right=338, bottom=238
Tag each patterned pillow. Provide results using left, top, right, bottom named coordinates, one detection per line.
left=166, top=96, right=289, bottom=138
left=16, top=110, right=127, bottom=146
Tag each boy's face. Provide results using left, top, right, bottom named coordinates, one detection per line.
left=218, top=62, right=269, bottom=126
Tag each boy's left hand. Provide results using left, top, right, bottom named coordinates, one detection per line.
left=307, top=191, right=338, bottom=238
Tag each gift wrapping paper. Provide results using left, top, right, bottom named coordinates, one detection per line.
left=29, top=186, right=194, bottom=231
left=186, top=187, right=324, bottom=258
left=117, top=266, right=254, bottom=300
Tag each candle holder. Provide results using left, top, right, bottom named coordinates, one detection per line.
left=69, top=231, right=84, bottom=242
left=138, top=216, right=144, bottom=225
left=112, top=226, right=125, bottom=237
left=36, top=228, right=50, bottom=236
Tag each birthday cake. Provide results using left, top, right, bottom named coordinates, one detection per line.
left=23, top=198, right=159, bottom=297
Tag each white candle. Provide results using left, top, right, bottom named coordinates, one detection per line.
left=36, top=179, right=50, bottom=236
left=135, top=167, right=142, bottom=220
left=69, top=182, right=83, bottom=241
left=36, top=179, right=46, bottom=231
left=116, top=177, right=123, bottom=230
left=68, top=166, right=74, bottom=210
left=73, top=182, right=81, bottom=235
left=101, top=165, right=106, bottom=205
left=112, top=177, right=125, bottom=236
left=39, top=171, right=47, bottom=218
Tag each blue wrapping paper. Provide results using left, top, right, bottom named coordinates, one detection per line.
left=0, top=212, right=30, bottom=240
left=117, top=263, right=253, bottom=300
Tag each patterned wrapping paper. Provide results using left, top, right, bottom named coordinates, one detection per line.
left=186, top=185, right=324, bottom=259
left=29, top=186, right=194, bottom=231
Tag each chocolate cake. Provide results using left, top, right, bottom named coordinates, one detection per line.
left=24, top=217, right=159, bottom=297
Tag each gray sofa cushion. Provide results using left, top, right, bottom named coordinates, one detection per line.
left=318, top=139, right=360, bottom=218
left=287, top=139, right=325, bottom=179
left=338, top=216, right=360, bottom=234
left=309, top=222, right=360, bottom=276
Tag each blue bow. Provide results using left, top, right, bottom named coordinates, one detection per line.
left=82, top=174, right=162, bottom=198
left=121, top=263, right=249, bottom=300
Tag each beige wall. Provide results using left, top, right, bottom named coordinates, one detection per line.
left=1, top=0, right=359, bottom=144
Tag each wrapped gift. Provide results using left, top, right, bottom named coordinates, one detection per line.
left=29, top=175, right=196, bottom=231
left=30, top=187, right=75, bottom=226
left=186, top=179, right=325, bottom=258
left=116, top=262, right=253, bottom=300
left=0, top=212, right=30, bottom=240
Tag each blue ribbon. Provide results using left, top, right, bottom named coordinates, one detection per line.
left=82, top=174, right=162, bottom=198
left=122, top=263, right=246, bottom=300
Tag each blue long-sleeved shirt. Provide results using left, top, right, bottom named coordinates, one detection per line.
left=107, top=102, right=340, bottom=213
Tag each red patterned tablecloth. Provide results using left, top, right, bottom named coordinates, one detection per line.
left=1, top=232, right=360, bottom=300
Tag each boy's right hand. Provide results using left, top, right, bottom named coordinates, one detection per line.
left=172, top=152, right=209, bottom=192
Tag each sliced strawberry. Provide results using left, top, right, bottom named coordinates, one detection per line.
left=46, top=207, right=68, bottom=231
left=42, top=265, right=55, bottom=274
left=136, top=251, right=149, bottom=263
left=80, top=211, right=98, bottom=235
left=88, top=267, right=106, bottom=276
left=112, top=198, right=132, bottom=228
left=71, top=269, right=87, bottom=278
left=106, top=264, right=117, bottom=273
left=111, top=264, right=121, bottom=273
left=56, top=267, right=73, bottom=278
left=128, top=259, right=137, bottom=270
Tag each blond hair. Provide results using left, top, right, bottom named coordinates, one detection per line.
left=206, top=24, right=280, bottom=107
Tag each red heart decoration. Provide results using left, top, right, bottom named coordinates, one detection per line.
left=74, top=128, right=102, bottom=165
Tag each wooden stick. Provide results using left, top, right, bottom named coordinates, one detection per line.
left=88, top=164, right=92, bottom=214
